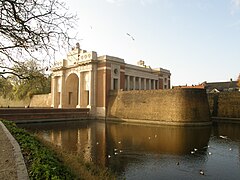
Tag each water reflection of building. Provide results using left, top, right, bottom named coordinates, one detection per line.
left=107, top=123, right=211, bottom=155
left=39, top=122, right=107, bottom=165
left=34, top=122, right=214, bottom=173
left=20, top=121, right=240, bottom=178
left=50, top=131, right=62, bottom=147
left=104, top=123, right=211, bottom=173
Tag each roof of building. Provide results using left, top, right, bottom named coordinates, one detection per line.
left=203, top=81, right=238, bottom=92
left=173, top=84, right=204, bottom=89
left=173, top=80, right=239, bottom=92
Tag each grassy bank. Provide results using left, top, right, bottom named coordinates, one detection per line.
left=1, top=120, right=115, bottom=180
left=38, top=139, right=115, bottom=180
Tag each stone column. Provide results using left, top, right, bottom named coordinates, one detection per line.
left=93, top=65, right=97, bottom=108
left=153, top=80, right=156, bottom=90
left=88, top=71, right=92, bottom=107
left=51, top=76, right=55, bottom=108
left=88, top=70, right=94, bottom=108
left=76, top=73, right=81, bottom=108
left=139, top=77, right=141, bottom=90
left=58, top=74, right=65, bottom=108
left=133, top=77, right=136, bottom=90
left=144, top=78, right=146, bottom=90
left=127, top=76, right=130, bottom=91
left=149, top=79, right=152, bottom=90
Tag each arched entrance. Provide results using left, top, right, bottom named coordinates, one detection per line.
left=65, top=73, right=79, bottom=108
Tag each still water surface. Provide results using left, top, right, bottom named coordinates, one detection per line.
left=19, top=121, right=240, bottom=180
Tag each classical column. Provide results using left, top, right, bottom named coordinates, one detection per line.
left=76, top=73, right=81, bottom=108
left=144, top=78, right=146, bottom=90
left=51, top=76, right=55, bottom=108
left=133, top=77, right=136, bottom=90
left=93, top=65, right=97, bottom=107
left=153, top=80, right=156, bottom=90
left=139, top=77, right=141, bottom=90
left=58, top=74, right=65, bottom=108
left=149, top=79, right=152, bottom=90
left=127, top=76, right=130, bottom=91
left=88, top=70, right=94, bottom=108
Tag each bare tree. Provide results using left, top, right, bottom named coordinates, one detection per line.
left=0, top=0, right=77, bottom=78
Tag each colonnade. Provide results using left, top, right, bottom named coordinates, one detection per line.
left=124, top=75, right=159, bottom=91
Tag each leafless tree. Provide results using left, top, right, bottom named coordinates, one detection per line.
left=0, top=0, right=77, bottom=79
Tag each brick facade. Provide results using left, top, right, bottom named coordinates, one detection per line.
left=51, top=44, right=171, bottom=116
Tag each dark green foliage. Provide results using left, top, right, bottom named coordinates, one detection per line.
left=0, top=59, right=51, bottom=100
left=1, top=120, right=75, bottom=180
left=13, top=74, right=51, bottom=100
left=11, top=60, right=51, bottom=100
left=0, top=78, right=13, bottom=99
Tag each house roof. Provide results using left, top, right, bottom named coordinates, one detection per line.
left=204, top=81, right=238, bottom=92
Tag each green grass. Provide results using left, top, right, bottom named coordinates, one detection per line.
left=39, top=139, right=116, bottom=180
left=1, top=119, right=75, bottom=180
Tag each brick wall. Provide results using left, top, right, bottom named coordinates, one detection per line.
left=30, top=94, right=52, bottom=108
left=208, top=92, right=240, bottom=118
left=107, top=89, right=211, bottom=123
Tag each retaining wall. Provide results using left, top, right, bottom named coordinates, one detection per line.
left=0, top=108, right=90, bottom=123
left=0, top=96, right=30, bottom=107
left=30, top=94, right=51, bottom=108
left=208, top=92, right=240, bottom=119
left=107, top=89, right=211, bottom=125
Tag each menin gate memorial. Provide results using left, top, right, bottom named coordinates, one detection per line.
left=51, top=43, right=171, bottom=117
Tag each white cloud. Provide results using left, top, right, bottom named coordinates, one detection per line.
left=232, top=0, right=240, bottom=7
left=231, top=0, right=240, bottom=15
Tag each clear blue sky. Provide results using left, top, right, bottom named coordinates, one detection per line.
left=64, top=0, right=240, bottom=86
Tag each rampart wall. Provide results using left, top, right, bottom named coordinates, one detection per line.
left=2, top=89, right=239, bottom=123
left=208, top=92, right=240, bottom=119
left=30, top=94, right=51, bottom=108
left=107, top=89, right=211, bottom=125
left=0, top=96, right=30, bottom=107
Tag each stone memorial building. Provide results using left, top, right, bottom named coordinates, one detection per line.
left=51, top=43, right=171, bottom=116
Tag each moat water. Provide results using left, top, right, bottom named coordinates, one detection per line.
left=19, top=121, right=240, bottom=180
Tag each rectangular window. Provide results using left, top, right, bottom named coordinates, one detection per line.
left=124, top=76, right=128, bottom=90
left=155, top=80, right=158, bottom=89
left=87, top=91, right=89, bottom=105
left=113, top=78, right=118, bottom=90
left=164, top=78, right=167, bottom=83
left=68, top=92, right=72, bottom=105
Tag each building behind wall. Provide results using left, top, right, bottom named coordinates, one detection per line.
left=51, top=43, right=171, bottom=117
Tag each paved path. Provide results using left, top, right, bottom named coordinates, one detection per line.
left=0, top=122, right=29, bottom=180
